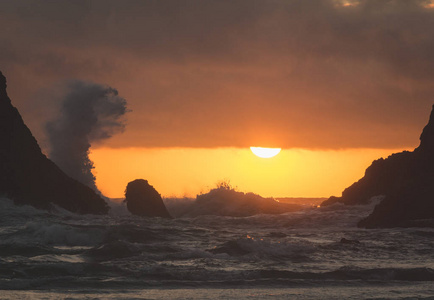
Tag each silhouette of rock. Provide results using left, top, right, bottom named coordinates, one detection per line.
left=0, top=71, right=108, bottom=214
left=124, top=179, right=172, bottom=218
left=180, top=184, right=301, bottom=217
left=322, top=105, right=434, bottom=228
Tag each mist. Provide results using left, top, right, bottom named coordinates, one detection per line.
left=46, top=81, right=128, bottom=192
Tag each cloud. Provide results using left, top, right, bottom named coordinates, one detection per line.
left=1, top=0, right=434, bottom=149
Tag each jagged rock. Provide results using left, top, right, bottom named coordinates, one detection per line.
left=321, top=150, right=415, bottom=206
left=124, top=179, right=172, bottom=218
left=179, top=185, right=301, bottom=217
left=322, top=105, right=434, bottom=228
left=0, top=71, right=108, bottom=214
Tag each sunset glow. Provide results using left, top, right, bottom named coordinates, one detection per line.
left=90, top=147, right=406, bottom=199
left=250, top=147, right=281, bottom=158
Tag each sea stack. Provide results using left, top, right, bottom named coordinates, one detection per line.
left=0, top=71, right=109, bottom=214
left=181, top=185, right=301, bottom=218
left=321, top=105, right=434, bottom=228
left=124, top=179, right=172, bottom=218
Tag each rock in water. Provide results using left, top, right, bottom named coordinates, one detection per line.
left=180, top=185, right=301, bottom=218
left=124, top=179, right=172, bottom=218
left=321, top=105, right=434, bottom=228
left=0, top=71, right=108, bottom=214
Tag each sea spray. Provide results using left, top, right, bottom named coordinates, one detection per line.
left=46, top=81, right=128, bottom=192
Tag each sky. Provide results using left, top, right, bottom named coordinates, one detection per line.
left=1, top=0, right=433, bottom=198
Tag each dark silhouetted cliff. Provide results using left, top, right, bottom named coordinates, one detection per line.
left=0, top=71, right=109, bottom=214
left=124, top=179, right=172, bottom=218
left=322, top=105, right=434, bottom=228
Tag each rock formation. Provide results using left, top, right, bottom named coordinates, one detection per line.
left=322, top=105, right=434, bottom=228
left=0, top=71, right=109, bottom=214
left=124, top=179, right=172, bottom=218
left=179, top=184, right=301, bottom=218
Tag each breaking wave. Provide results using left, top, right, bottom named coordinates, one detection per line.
left=1, top=195, right=434, bottom=298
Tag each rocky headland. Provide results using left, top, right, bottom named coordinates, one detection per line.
left=322, top=105, right=434, bottom=228
left=0, top=71, right=108, bottom=214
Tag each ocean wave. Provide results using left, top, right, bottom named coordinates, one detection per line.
left=84, top=240, right=143, bottom=261
left=328, top=266, right=434, bottom=281
left=2, top=263, right=433, bottom=290
left=1, top=194, right=434, bottom=295
left=208, top=235, right=315, bottom=261
left=0, top=197, right=50, bottom=222
left=27, top=222, right=104, bottom=246
left=0, top=221, right=105, bottom=248
left=254, top=266, right=434, bottom=282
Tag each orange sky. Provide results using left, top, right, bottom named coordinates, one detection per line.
left=90, top=147, right=408, bottom=198
left=1, top=1, right=433, bottom=198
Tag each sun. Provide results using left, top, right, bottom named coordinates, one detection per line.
left=250, top=147, right=281, bottom=158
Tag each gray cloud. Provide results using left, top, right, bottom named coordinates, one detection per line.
left=1, top=0, right=434, bottom=149
left=2, top=0, right=433, bottom=71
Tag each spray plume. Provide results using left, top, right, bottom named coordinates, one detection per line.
left=46, top=81, right=128, bottom=192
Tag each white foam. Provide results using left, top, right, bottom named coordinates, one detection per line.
left=23, top=222, right=104, bottom=246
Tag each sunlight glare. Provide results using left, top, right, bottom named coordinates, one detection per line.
left=250, top=147, right=281, bottom=158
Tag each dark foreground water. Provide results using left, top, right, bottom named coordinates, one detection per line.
left=1, top=197, right=434, bottom=299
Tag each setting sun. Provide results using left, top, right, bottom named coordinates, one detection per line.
left=250, top=147, right=282, bottom=158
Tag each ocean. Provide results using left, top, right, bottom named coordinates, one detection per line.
left=1, top=196, right=434, bottom=299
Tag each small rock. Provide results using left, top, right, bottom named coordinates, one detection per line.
left=124, top=179, right=172, bottom=218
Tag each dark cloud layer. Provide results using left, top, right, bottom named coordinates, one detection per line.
left=1, top=0, right=434, bottom=149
